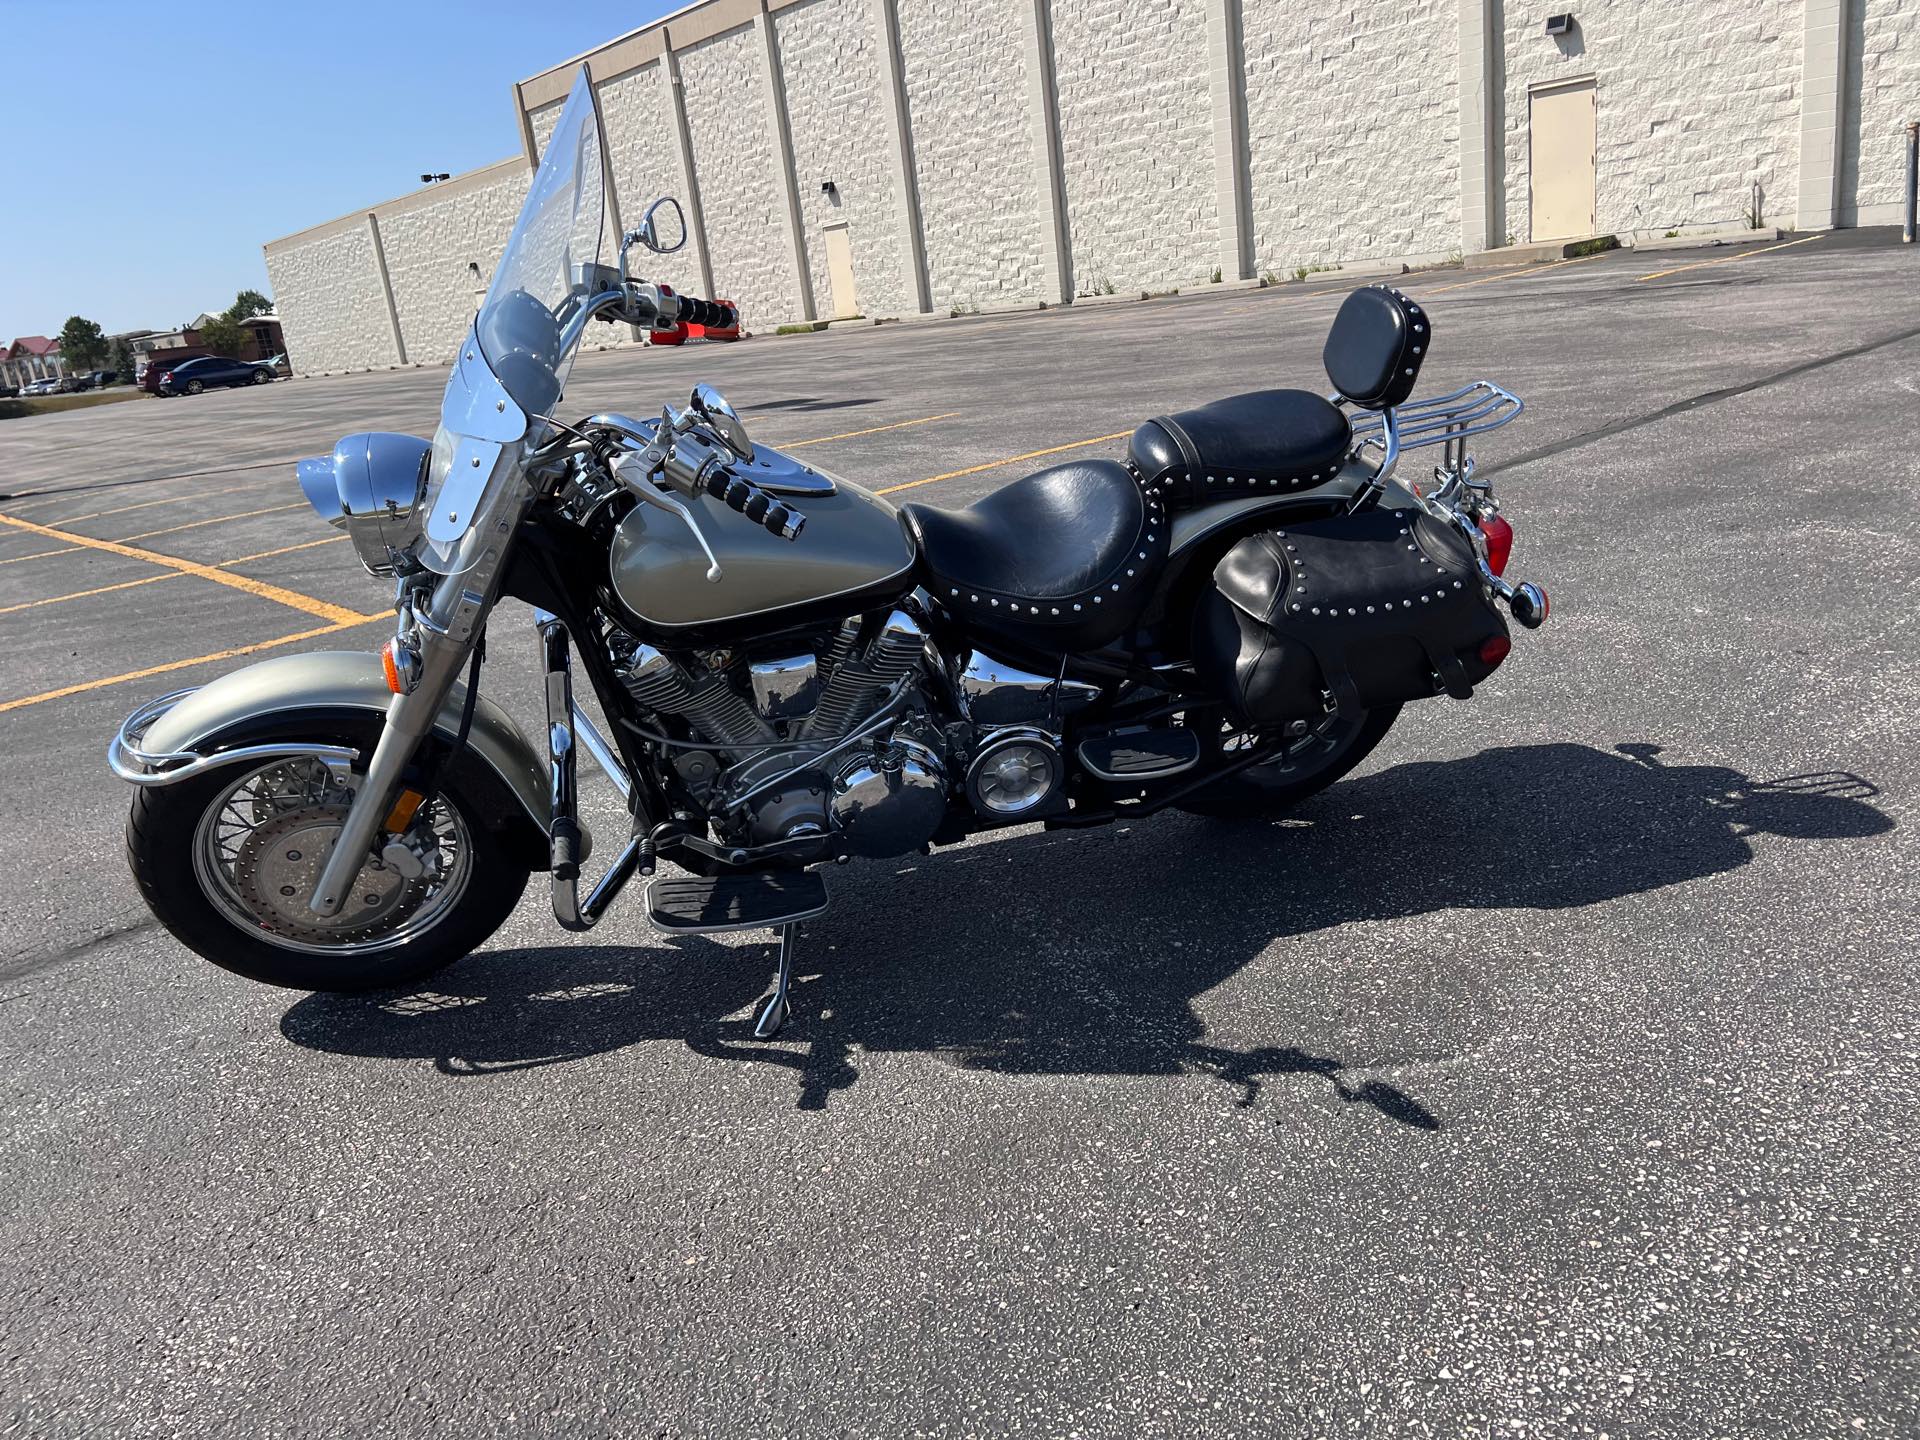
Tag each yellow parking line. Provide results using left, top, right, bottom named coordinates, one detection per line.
left=1415, top=251, right=1607, bottom=298
left=774, top=412, right=961, bottom=449
left=878, top=432, right=1133, bottom=495
left=0, top=512, right=365, bottom=625
left=222, top=535, right=349, bottom=565
left=55, top=478, right=275, bottom=526
left=0, top=612, right=389, bottom=714
left=0, top=572, right=179, bottom=616
left=0, top=537, right=348, bottom=618
left=0, top=546, right=82, bottom=567
left=1637, top=232, right=1824, bottom=282
left=120, top=502, right=307, bottom=544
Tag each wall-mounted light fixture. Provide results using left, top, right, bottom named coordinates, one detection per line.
left=820, top=180, right=839, bottom=199
left=1544, top=13, right=1574, bottom=35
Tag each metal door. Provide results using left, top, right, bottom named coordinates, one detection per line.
left=823, top=223, right=859, bottom=320
left=1529, top=78, right=1597, bottom=241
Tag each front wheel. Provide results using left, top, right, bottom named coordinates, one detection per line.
left=127, top=747, right=528, bottom=991
left=1175, top=704, right=1400, bottom=818
left=251, top=369, right=272, bottom=384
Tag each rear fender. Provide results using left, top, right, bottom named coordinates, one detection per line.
left=136, top=650, right=552, bottom=865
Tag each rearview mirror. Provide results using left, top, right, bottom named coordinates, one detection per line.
left=627, top=196, right=687, bottom=257
left=690, top=383, right=754, bottom=463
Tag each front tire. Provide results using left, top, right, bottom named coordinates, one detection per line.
left=127, top=743, right=529, bottom=992
left=251, top=369, right=271, bottom=384
left=1175, top=704, right=1400, bottom=818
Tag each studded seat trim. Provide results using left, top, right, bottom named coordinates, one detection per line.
left=1127, top=388, right=1353, bottom=510
left=901, top=459, right=1171, bottom=653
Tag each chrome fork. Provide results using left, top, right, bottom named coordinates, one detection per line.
left=306, top=571, right=491, bottom=917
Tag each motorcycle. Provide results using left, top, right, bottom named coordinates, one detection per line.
left=109, top=70, right=1550, bottom=1036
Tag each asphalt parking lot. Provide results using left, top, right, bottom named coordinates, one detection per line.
left=3, top=233, right=1917, bottom=1438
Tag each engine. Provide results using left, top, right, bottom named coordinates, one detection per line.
left=607, top=609, right=950, bottom=858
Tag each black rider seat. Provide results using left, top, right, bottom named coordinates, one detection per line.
left=901, top=459, right=1169, bottom=653
left=1128, top=388, right=1352, bottom=508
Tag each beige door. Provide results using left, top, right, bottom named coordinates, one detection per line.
left=823, top=223, right=859, bottom=320
left=1529, top=78, right=1597, bottom=241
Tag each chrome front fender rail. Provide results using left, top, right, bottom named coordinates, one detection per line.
left=108, top=689, right=359, bottom=787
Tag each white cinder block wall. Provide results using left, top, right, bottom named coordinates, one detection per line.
left=262, top=220, right=397, bottom=376
left=1051, top=0, right=1220, bottom=297
left=897, top=0, right=1051, bottom=312
left=265, top=0, right=1920, bottom=376
left=1500, top=0, right=1804, bottom=246
left=1243, top=0, right=1462, bottom=275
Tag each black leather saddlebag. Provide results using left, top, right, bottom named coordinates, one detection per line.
left=1192, top=505, right=1509, bottom=724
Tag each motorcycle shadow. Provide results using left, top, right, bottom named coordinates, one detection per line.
left=280, top=742, right=1892, bottom=1119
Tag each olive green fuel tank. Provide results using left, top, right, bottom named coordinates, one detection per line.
left=608, top=461, right=916, bottom=637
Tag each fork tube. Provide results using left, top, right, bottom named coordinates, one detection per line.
left=307, top=575, right=490, bottom=917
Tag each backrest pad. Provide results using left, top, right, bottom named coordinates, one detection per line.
left=1322, top=286, right=1431, bottom=410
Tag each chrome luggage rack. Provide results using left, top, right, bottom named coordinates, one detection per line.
left=107, top=688, right=359, bottom=788
left=1346, top=379, right=1523, bottom=477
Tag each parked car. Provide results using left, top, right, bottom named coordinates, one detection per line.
left=153, top=356, right=275, bottom=396
left=22, top=376, right=62, bottom=397
left=84, top=369, right=119, bottom=388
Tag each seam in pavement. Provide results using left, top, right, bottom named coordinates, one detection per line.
left=1501, top=323, right=1920, bottom=473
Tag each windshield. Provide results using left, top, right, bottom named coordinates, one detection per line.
left=419, top=68, right=606, bottom=573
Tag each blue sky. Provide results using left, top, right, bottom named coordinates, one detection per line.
left=0, top=0, right=675, bottom=338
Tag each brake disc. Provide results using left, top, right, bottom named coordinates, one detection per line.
left=231, top=805, right=429, bottom=945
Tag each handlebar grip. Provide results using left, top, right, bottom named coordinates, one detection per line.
left=697, top=467, right=804, bottom=540
left=674, top=296, right=737, bottom=329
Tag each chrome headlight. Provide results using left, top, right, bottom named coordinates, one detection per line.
left=295, top=432, right=431, bottom=575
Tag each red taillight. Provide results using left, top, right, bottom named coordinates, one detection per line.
left=1478, top=634, right=1512, bottom=667
left=1480, top=514, right=1513, bottom=576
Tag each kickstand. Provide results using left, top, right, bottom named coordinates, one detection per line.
left=752, top=922, right=800, bottom=1039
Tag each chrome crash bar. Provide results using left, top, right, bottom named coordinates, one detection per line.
left=108, top=689, right=358, bottom=787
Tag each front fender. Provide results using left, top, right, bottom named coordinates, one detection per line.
left=137, top=651, right=551, bottom=839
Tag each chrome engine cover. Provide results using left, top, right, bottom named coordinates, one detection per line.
left=829, top=739, right=946, bottom=858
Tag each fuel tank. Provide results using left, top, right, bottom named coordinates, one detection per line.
left=608, top=456, right=915, bottom=636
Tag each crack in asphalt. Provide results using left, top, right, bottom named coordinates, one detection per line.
left=0, top=915, right=160, bottom=988
left=1500, top=322, right=1920, bottom=473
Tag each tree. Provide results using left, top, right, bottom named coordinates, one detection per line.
left=199, top=314, right=247, bottom=358
left=108, top=336, right=137, bottom=383
left=226, top=289, right=273, bottom=321
left=57, top=316, right=108, bottom=372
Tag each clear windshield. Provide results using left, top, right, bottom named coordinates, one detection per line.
left=418, top=69, right=606, bottom=573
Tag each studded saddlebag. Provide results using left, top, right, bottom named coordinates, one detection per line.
left=1191, top=504, right=1511, bottom=725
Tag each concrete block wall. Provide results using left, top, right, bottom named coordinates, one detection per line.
left=777, top=0, right=914, bottom=320
left=1243, top=0, right=1462, bottom=275
left=263, top=218, right=398, bottom=376
left=1050, top=0, right=1219, bottom=297
left=897, top=0, right=1050, bottom=312
left=1843, top=0, right=1920, bottom=220
left=677, top=26, right=805, bottom=326
left=264, top=0, right=1920, bottom=376
left=1501, top=0, right=1803, bottom=243
left=376, top=162, right=531, bottom=368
